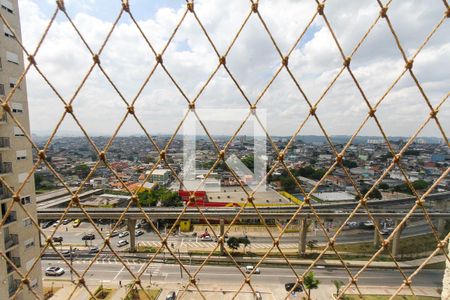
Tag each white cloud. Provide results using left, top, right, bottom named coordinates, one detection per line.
left=16, top=0, right=449, bottom=139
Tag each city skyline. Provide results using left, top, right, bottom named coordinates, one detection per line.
left=18, top=0, right=450, bottom=137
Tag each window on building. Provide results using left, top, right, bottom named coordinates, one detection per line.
left=12, top=102, right=23, bottom=113
left=9, top=77, right=18, bottom=88
left=1, top=0, right=13, bottom=13
left=13, top=126, right=24, bottom=136
left=22, top=217, right=32, bottom=227
left=21, top=195, right=31, bottom=205
left=3, top=24, right=14, bottom=38
left=0, top=84, right=4, bottom=96
left=6, top=51, right=19, bottom=64
left=16, top=150, right=27, bottom=160
left=24, top=238, right=34, bottom=249
left=18, top=172, right=27, bottom=183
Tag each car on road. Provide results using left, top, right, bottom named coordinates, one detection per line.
left=200, top=235, right=213, bottom=241
left=117, top=240, right=129, bottom=247
left=45, top=266, right=65, bottom=276
left=285, top=282, right=303, bottom=292
left=72, top=219, right=81, bottom=227
left=52, top=236, right=63, bottom=243
left=254, top=291, right=262, bottom=300
left=135, top=229, right=144, bottom=237
left=61, top=249, right=77, bottom=257
left=52, top=220, right=60, bottom=227
left=89, top=246, right=99, bottom=253
left=62, top=219, right=71, bottom=225
left=135, top=223, right=142, bottom=229
left=165, top=291, right=176, bottom=300
left=119, top=231, right=129, bottom=238
left=244, top=265, right=260, bottom=274
left=42, top=221, right=54, bottom=229
left=381, top=227, right=394, bottom=235
left=107, top=231, right=119, bottom=238
left=81, top=233, right=95, bottom=240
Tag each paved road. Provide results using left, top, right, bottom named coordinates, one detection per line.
left=41, top=259, right=444, bottom=288
left=42, top=220, right=433, bottom=252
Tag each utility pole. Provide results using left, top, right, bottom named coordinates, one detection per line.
left=178, top=249, right=183, bottom=281
left=70, top=245, right=73, bottom=282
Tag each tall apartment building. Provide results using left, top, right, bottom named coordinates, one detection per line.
left=0, top=0, right=42, bottom=298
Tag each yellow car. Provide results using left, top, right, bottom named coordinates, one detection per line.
left=72, top=219, right=81, bottom=227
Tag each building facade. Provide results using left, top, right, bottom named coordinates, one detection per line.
left=0, top=0, right=42, bottom=298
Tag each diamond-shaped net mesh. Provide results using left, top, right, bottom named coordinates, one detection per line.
left=0, top=0, right=449, bottom=299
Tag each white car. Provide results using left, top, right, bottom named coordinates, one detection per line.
left=52, top=220, right=60, bottom=227
left=45, top=266, right=65, bottom=276
left=201, top=235, right=213, bottom=241
left=118, top=231, right=129, bottom=238
left=244, top=265, right=260, bottom=274
left=135, top=229, right=144, bottom=237
left=117, top=240, right=129, bottom=247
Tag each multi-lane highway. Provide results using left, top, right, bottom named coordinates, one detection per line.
left=41, top=258, right=444, bottom=288
left=41, top=220, right=435, bottom=252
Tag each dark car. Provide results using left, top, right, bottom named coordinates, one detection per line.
left=42, top=221, right=54, bottom=229
left=52, top=236, right=63, bottom=243
left=81, top=233, right=95, bottom=240
left=165, top=291, right=176, bottom=300
left=285, top=282, right=303, bottom=292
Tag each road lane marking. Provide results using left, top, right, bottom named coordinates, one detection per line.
left=113, top=266, right=125, bottom=280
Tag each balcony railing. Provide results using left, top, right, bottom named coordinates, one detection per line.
left=8, top=279, right=21, bottom=297
left=4, top=211, right=16, bottom=225
left=0, top=162, right=12, bottom=175
left=4, top=234, right=18, bottom=250
left=0, top=137, right=10, bottom=149
left=6, top=257, right=21, bottom=274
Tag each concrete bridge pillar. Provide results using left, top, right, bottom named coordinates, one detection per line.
left=437, top=200, right=448, bottom=236
left=373, top=218, right=381, bottom=247
left=299, top=218, right=311, bottom=255
left=392, top=219, right=406, bottom=258
left=219, top=219, right=225, bottom=255
left=127, top=219, right=136, bottom=252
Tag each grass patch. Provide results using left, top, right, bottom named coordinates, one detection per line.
left=343, top=295, right=439, bottom=300
left=43, top=287, right=61, bottom=300
left=90, top=286, right=115, bottom=300
left=136, top=245, right=157, bottom=253
left=124, top=286, right=161, bottom=300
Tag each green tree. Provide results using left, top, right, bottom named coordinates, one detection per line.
left=241, top=155, right=254, bottom=172
left=238, top=236, right=251, bottom=254
left=306, top=240, right=317, bottom=253
left=74, top=164, right=90, bottom=179
left=412, top=180, right=429, bottom=190
left=357, top=187, right=382, bottom=200
left=227, top=237, right=240, bottom=251
left=378, top=183, right=389, bottom=190
left=304, top=271, right=320, bottom=300
left=332, top=280, right=344, bottom=296
left=342, top=159, right=357, bottom=169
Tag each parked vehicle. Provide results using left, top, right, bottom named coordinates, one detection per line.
left=285, top=282, right=303, bottom=292
left=45, top=266, right=65, bottom=276
left=381, top=227, right=394, bottom=235
left=244, top=265, right=260, bottom=274
left=117, top=240, right=129, bottom=247
left=52, top=220, right=60, bottom=227
left=107, top=231, right=119, bottom=238
left=200, top=235, right=213, bottom=241
left=135, top=229, right=144, bottom=237
left=81, top=233, right=95, bottom=240
left=62, top=219, right=71, bottom=225
left=52, top=236, right=63, bottom=243
left=118, top=231, right=129, bottom=238
left=72, top=219, right=81, bottom=227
